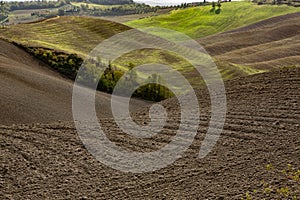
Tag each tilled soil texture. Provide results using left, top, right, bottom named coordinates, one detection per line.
left=1, top=67, right=299, bottom=199
left=198, top=12, right=300, bottom=70
left=0, top=39, right=151, bottom=125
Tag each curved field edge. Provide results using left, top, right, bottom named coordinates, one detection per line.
left=1, top=12, right=299, bottom=94
left=125, top=2, right=300, bottom=39
left=0, top=16, right=131, bottom=57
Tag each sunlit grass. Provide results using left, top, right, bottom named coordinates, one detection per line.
left=126, top=2, right=300, bottom=39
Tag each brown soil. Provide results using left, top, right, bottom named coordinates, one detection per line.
left=198, top=12, right=300, bottom=70
left=1, top=13, right=300, bottom=199
left=1, top=66, right=299, bottom=199
left=0, top=39, right=150, bottom=125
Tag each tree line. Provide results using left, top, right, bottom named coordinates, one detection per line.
left=80, top=59, right=173, bottom=101
left=19, top=45, right=172, bottom=101
left=72, top=0, right=134, bottom=5
left=5, top=0, right=134, bottom=11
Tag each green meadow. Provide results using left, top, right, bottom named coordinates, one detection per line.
left=126, top=2, right=300, bottom=39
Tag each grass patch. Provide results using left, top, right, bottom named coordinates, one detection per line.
left=126, top=2, right=300, bottom=39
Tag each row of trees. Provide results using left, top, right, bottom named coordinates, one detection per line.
left=88, top=4, right=157, bottom=16
left=5, top=0, right=134, bottom=11
left=25, top=47, right=83, bottom=80
left=78, top=59, right=173, bottom=101
left=0, top=1, right=8, bottom=27
left=72, top=0, right=134, bottom=5
left=21, top=46, right=172, bottom=101
left=8, top=0, right=68, bottom=11
left=6, top=0, right=156, bottom=18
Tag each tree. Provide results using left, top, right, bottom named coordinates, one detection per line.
left=0, top=1, right=8, bottom=27
left=217, top=1, right=222, bottom=9
left=58, top=9, right=65, bottom=16
left=212, top=2, right=216, bottom=8
left=215, top=0, right=221, bottom=14
left=210, top=2, right=216, bottom=12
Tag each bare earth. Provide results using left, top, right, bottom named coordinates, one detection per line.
left=1, top=14, right=300, bottom=199
left=1, top=65, right=299, bottom=198
left=0, top=40, right=150, bottom=125
left=198, top=12, right=300, bottom=70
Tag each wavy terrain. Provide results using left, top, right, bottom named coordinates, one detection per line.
left=196, top=12, right=300, bottom=79
left=126, top=2, right=300, bottom=39
left=1, top=66, right=299, bottom=199
left=0, top=39, right=150, bottom=125
left=1, top=11, right=299, bottom=84
left=199, top=12, right=300, bottom=67
left=0, top=16, right=131, bottom=56
left=0, top=8, right=299, bottom=200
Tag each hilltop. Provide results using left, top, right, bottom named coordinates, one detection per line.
left=1, top=12, right=299, bottom=93
left=0, top=16, right=131, bottom=57
left=1, top=3, right=299, bottom=199
left=126, top=2, right=300, bottom=39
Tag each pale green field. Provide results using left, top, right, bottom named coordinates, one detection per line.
left=1, top=2, right=298, bottom=86
left=126, top=2, right=300, bottom=39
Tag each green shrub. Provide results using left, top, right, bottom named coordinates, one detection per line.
left=25, top=47, right=83, bottom=80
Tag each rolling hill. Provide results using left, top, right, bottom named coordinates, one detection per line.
left=0, top=39, right=150, bottom=125
left=1, top=12, right=299, bottom=92
left=198, top=12, right=300, bottom=73
left=1, top=3, right=299, bottom=199
left=1, top=66, right=299, bottom=199
left=0, top=16, right=131, bottom=57
left=126, top=2, right=300, bottom=39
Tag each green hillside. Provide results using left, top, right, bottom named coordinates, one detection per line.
left=0, top=16, right=130, bottom=56
left=126, top=2, right=300, bottom=39
left=1, top=9, right=299, bottom=98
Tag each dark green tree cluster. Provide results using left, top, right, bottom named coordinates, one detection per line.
left=77, top=58, right=124, bottom=93
left=26, top=47, right=83, bottom=80
left=79, top=61, right=173, bottom=101
left=98, top=62, right=123, bottom=93
left=0, top=1, right=8, bottom=26
left=23, top=47, right=172, bottom=101
left=83, top=3, right=157, bottom=16
left=8, top=0, right=67, bottom=11
left=210, top=1, right=222, bottom=14
left=136, top=74, right=174, bottom=101
left=160, top=2, right=204, bottom=10
left=71, top=0, right=133, bottom=5
left=179, top=2, right=203, bottom=8
left=254, top=0, right=299, bottom=6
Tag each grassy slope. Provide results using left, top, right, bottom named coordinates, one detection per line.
left=0, top=16, right=194, bottom=72
left=126, top=2, right=300, bottom=80
left=0, top=16, right=130, bottom=57
left=126, top=2, right=300, bottom=39
left=1, top=6, right=299, bottom=88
